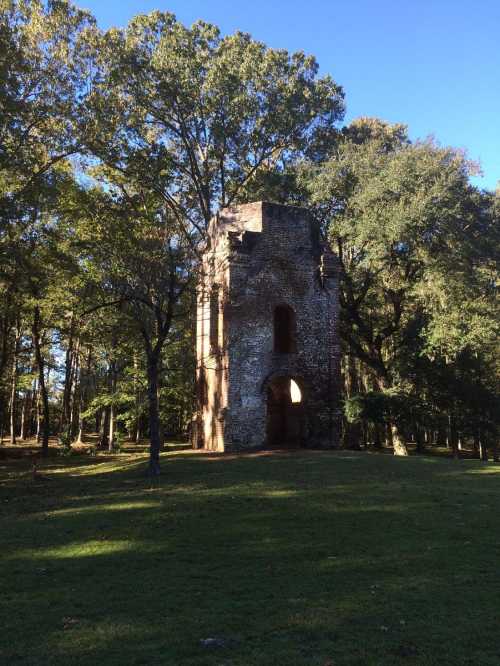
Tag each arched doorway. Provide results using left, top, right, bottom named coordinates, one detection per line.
left=266, top=376, right=304, bottom=448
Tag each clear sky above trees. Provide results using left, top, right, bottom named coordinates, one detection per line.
left=79, top=0, right=500, bottom=192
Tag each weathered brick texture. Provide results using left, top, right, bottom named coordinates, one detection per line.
left=193, top=201, right=341, bottom=452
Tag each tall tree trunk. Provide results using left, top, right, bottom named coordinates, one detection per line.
left=390, top=422, right=408, bottom=456
left=377, top=375, right=409, bottom=456
left=69, top=338, right=80, bottom=439
left=35, top=380, right=41, bottom=443
left=361, top=422, right=368, bottom=448
left=473, top=429, right=480, bottom=458
left=386, top=422, right=393, bottom=449
left=76, top=348, right=92, bottom=444
left=20, top=389, right=31, bottom=440
left=146, top=352, right=161, bottom=475
left=373, top=423, right=383, bottom=449
left=108, top=403, right=115, bottom=452
left=107, top=354, right=117, bottom=452
left=9, top=324, right=21, bottom=445
left=106, top=334, right=118, bottom=452
left=437, top=421, right=447, bottom=448
left=448, top=414, right=459, bottom=460
left=29, top=378, right=37, bottom=438
left=415, top=424, right=425, bottom=454
left=0, top=290, right=13, bottom=444
left=492, top=438, right=499, bottom=463
left=479, top=438, right=488, bottom=462
left=61, top=317, right=75, bottom=432
left=76, top=395, right=85, bottom=445
left=476, top=423, right=488, bottom=461
left=99, top=408, right=109, bottom=449
left=343, top=354, right=362, bottom=450
left=386, top=417, right=409, bottom=455
left=133, top=353, right=140, bottom=443
left=9, top=375, right=16, bottom=445
left=32, top=307, right=50, bottom=455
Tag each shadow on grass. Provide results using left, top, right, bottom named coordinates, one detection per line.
left=1, top=448, right=500, bottom=665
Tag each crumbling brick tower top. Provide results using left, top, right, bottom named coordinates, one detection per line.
left=193, top=201, right=341, bottom=452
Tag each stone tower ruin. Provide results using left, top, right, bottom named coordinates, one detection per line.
left=193, top=202, right=341, bottom=452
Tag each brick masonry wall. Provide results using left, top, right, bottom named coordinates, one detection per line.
left=193, top=201, right=341, bottom=452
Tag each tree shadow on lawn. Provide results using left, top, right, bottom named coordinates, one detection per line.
left=1, top=450, right=500, bottom=665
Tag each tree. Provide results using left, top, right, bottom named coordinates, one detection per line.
left=306, top=118, right=499, bottom=455
left=0, top=0, right=94, bottom=447
left=0, top=0, right=94, bottom=220
left=69, top=182, right=193, bottom=474
left=81, top=12, right=344, bottom=238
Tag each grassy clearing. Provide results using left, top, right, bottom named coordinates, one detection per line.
left=1, top=443, right=500, bottom=665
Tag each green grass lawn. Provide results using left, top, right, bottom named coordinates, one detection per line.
left=1, top=443, right=500, bottom=665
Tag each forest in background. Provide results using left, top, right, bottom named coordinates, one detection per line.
left=1, top=0, right=498, bottom=473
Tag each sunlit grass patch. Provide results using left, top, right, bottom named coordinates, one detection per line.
left=45, top=501, right=163, bottom=517
left=463, top=465, right=500, bottom=475
left=48, top=456, right=148, bottom=477
left=11, top=539, right=138, bottom=560
left=261, top=489, right=299, bottom=498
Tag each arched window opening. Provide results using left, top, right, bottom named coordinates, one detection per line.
left=274, top=305, right=296, bottom=353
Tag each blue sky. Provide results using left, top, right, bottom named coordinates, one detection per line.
left=80, top=0, right=499, bottom=191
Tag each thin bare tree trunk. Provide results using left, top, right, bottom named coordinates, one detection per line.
left=9, top=358, right=17, bottom=445
left=479, top=439, right=488, bottom=462
left=146, top=352, right=161, bottom=475
left=492, top=439, right=499, bottom=463
left=32, top=306, right=50, bottom=455
left=478, top=425, right=488, bottom=461
left=108, top=355, right=117, bottom=452
left=437, top=421, right=447, bottom=448
left=108, top=403, right=115, bottom=451
left=373, top=423, right=382, bottom=449
left=20, top=389, right=31, bottom=440
left=69, top=338, right=80, bottom=439
left=448, top=414, right=459, bottom=460
left=0, top=289, right=13, bottom=444
left=415, top=424, right=425, bottom=454
left=473, top=430, right=480, bottom=458
left=76, top=348, right=92, bottom=444
left=9, top=324, right=21, bottom=445
left=35, top=380, right=41, bottom=443
left=133, top=353, right=140, bottom=443
left=343, top=354, right=362, bottom=450
left=99, top=408, right=109, bottom=449
left=386, top=422, right=393, bottom=449
left=61, top=317, right=75, bottom=433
